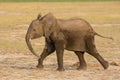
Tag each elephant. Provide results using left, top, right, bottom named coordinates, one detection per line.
left=25, top=13, right=112, bottom=71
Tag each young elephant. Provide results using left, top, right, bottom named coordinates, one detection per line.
left=25, top=13, right=112, bottom=71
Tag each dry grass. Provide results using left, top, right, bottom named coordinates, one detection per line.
left=0, top=2, right=120, bottom=80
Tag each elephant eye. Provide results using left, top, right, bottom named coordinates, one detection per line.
left=33, top=29, right=36, bottom=31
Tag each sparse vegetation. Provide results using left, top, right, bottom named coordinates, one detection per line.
left=0, top=2, right=120, bottom=80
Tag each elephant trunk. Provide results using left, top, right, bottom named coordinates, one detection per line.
left=25, top=33, right=39, bottom=58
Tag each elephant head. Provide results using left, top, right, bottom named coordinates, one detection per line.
left=25, top=13, right=61, bottom=57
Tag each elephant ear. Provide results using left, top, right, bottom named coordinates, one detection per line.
left=37, top=13, right=42, bottom=20
left=42, top=13, right=59, bottom=41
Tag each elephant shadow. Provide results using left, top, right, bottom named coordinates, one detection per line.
left=0, top=60, right=79, bottom=71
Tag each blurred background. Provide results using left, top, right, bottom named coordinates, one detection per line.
left=0, top=0, right=120, bottom=80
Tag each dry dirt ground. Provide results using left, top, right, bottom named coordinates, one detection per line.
left=0, top=2, right=120, bottom=80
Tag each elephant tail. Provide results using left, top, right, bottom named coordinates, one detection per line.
left=94, top=32, right=113, bottom=40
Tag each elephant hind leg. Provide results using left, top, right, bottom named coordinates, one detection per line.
left=86, top=35, right=109, bottom=69
left=89, top=52, right=109, bottom=69
left=74, top=51, right=87, bottom=70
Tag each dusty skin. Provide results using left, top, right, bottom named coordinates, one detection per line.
left=0, top=2, right=120, bottom=80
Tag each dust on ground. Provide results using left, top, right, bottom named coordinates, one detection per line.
left=0, top=2, right=120, bottom=80
left=0, top=53, right=120, bottom=80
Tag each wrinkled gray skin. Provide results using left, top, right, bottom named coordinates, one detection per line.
left=26, top=13, right=112, bottom=71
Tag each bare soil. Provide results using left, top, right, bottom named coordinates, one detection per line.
left=0, top=53, right=120, bottom=80
left=0, top=2, right=120, bottom=80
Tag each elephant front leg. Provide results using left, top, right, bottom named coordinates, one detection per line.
left=37, top=45, right=55, bottom=69
left=55, top=41, right=65, bottom=71
left=36, top=49, right=48, bottom=69
left=56, top=49, right=65, bottom=71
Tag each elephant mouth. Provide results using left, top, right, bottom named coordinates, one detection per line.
left=31, top=34, right=42, bottom=40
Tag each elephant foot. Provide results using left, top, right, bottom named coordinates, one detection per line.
left=103, top=61, right=109, bottom=69
left=57, top=67, right=65, bottom=71
left=36, top=65, right=44, bottom=70
left=77, top=66, right=87, bottom=70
